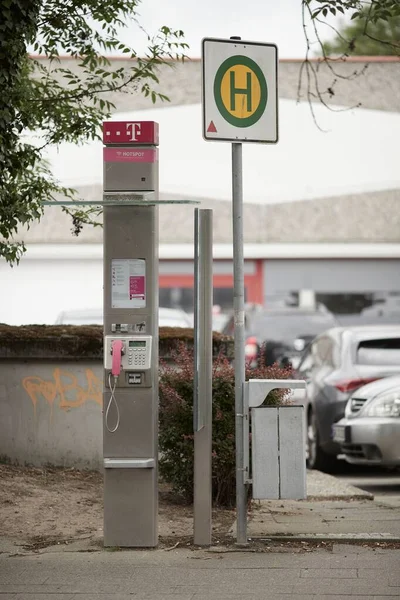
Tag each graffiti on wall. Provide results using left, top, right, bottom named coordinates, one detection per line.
left=22, top=368, right=102, bottom=411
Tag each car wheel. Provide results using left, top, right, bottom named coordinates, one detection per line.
left=306, top=410, right=338, bottom=473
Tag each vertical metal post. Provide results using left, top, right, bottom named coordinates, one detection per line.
left=232, top=142, right=247, bottom=544
left=193, top=209, right=199, bottom=432
left=194, top=209, right=213, bottom=546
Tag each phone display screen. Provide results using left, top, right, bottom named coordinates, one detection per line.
left=129, top=341, right=147, bottom=348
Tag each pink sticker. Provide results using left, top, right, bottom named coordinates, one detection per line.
left=103, top=147, right=157, bottom=163
left=129, top=276, right=145, bottom=300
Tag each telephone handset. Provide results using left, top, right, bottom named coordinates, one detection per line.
left=104, top=335, right=152, bottom=434
left=104, top=335, right=152, bottom=372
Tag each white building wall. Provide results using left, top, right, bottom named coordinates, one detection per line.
left=1, top=258, right=103, bottom=325
left=263, top=259, right=400, bottom=295
left=3, top=245, right=400, bottom=325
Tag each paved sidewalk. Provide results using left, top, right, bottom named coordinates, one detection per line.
left=305, top=470, right=372, bottom=500
left=238, top=469, right=400, bottom=543
left=247, top=498, right=400, bottom=542
left=0, top=469, right=399, bottom=599
left=1, top=543, right=399, bottom=599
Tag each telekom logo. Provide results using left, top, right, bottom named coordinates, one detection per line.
left=126, top=122, right=141, bottom=142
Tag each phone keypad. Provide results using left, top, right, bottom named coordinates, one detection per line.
left=128, top=347, right=147, bottom=368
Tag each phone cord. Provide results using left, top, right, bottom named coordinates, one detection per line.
left=105, top=372, right=120, bottom=433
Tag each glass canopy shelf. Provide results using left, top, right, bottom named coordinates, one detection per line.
left=42, top=194, right=200, bottom=207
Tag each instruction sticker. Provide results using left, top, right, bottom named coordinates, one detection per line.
left=111, top=259, right=146, bottom=309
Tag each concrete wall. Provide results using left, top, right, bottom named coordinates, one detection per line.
left=0, top=360, right=103, bottom=470
left=0, top=326, right=232, bottom=470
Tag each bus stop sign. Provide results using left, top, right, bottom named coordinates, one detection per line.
left=202, top=37, right=278, bottom=144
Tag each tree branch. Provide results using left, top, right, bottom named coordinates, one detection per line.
left=365, top=31, right=400, bottom=50
left=299, top=0, right=365, bottom=128
left=31, top=56, right=163, bottom=105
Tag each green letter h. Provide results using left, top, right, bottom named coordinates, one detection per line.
left=230, top=70, right=252, bottom=112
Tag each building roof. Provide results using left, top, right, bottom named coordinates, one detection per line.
left=13, top=57, right=400, bottom=248
left=33, top=56, right=400, bottom=113
left=14, top=186, right=400, bottom=245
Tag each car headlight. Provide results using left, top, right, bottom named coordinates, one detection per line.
left=362, top=392, right=400, bottom=418
left=344, top=399, right=354, bottom=418
left=293, top=338, right=306, bottom=352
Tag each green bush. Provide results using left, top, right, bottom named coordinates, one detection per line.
left=159, top=343, right=295, bottom=507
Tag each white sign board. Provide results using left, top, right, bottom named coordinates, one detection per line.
left=111, top=259, right=146, bottom=309
left=202, top=37, right=278, bottom=144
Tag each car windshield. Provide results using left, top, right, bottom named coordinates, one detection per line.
left=356, top=338, right=400, bottom=366
left=248, top=312, right=337, bottom=344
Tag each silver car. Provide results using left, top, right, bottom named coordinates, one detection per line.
left=333, top=376, right=400, bottom=467
left=296, top=325, right=400, bottom=472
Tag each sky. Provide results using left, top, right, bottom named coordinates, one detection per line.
left=118, top=0, right=343, bottom=59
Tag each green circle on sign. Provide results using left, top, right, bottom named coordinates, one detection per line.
left=213, top=55, right=268, bottom=128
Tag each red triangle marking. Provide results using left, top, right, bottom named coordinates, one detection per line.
left=207, top=120, right=217, bottom=133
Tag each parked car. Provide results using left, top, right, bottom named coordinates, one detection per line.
left=55, top=307, right=192, bottom=328
left=55, top=308, right=103, bottom=325
left=361, top=297, right=400, bottom=318
left=223, top=306, right=338, bottom=368
left=211, top=306, right=230, bottom=333
left=158, top=308, right=192, bottom=328
left=332, top=376, right=400, bottom=468
left=295, top=325, right=400, bottom=472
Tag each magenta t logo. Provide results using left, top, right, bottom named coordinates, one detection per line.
left=126, top=122, right=142, bottom=142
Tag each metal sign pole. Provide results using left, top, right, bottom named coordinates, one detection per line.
left=193, top=209, right=199, bottom=433
left=201, top=34, right=278, bottom=547
left=194, top=209, right=213, bottom=546
left=232, top=142, right=247, bottom=545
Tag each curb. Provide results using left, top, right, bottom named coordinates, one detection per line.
left=304, top=493, right=374, bottom=501
left=251, top=533, right=400, bottom=543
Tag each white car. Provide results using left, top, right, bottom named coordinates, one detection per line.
left=55, top=307, right=192, bottom=328
left=333, top=375, right=400, bottom=467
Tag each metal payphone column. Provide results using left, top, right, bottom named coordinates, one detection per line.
left=102, top=120, right=159, bottom=547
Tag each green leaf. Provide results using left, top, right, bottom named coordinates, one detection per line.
left=0, top=0, right=186, bottom=264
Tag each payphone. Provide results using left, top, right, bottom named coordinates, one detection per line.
left=104, top=335, right=152, bottom=375
left=102, top=121, right=159, bottom=548
left=104, top=335, right=153, bottom=434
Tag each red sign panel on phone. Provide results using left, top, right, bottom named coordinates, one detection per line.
left=103, top=121, right=159, bottom=145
